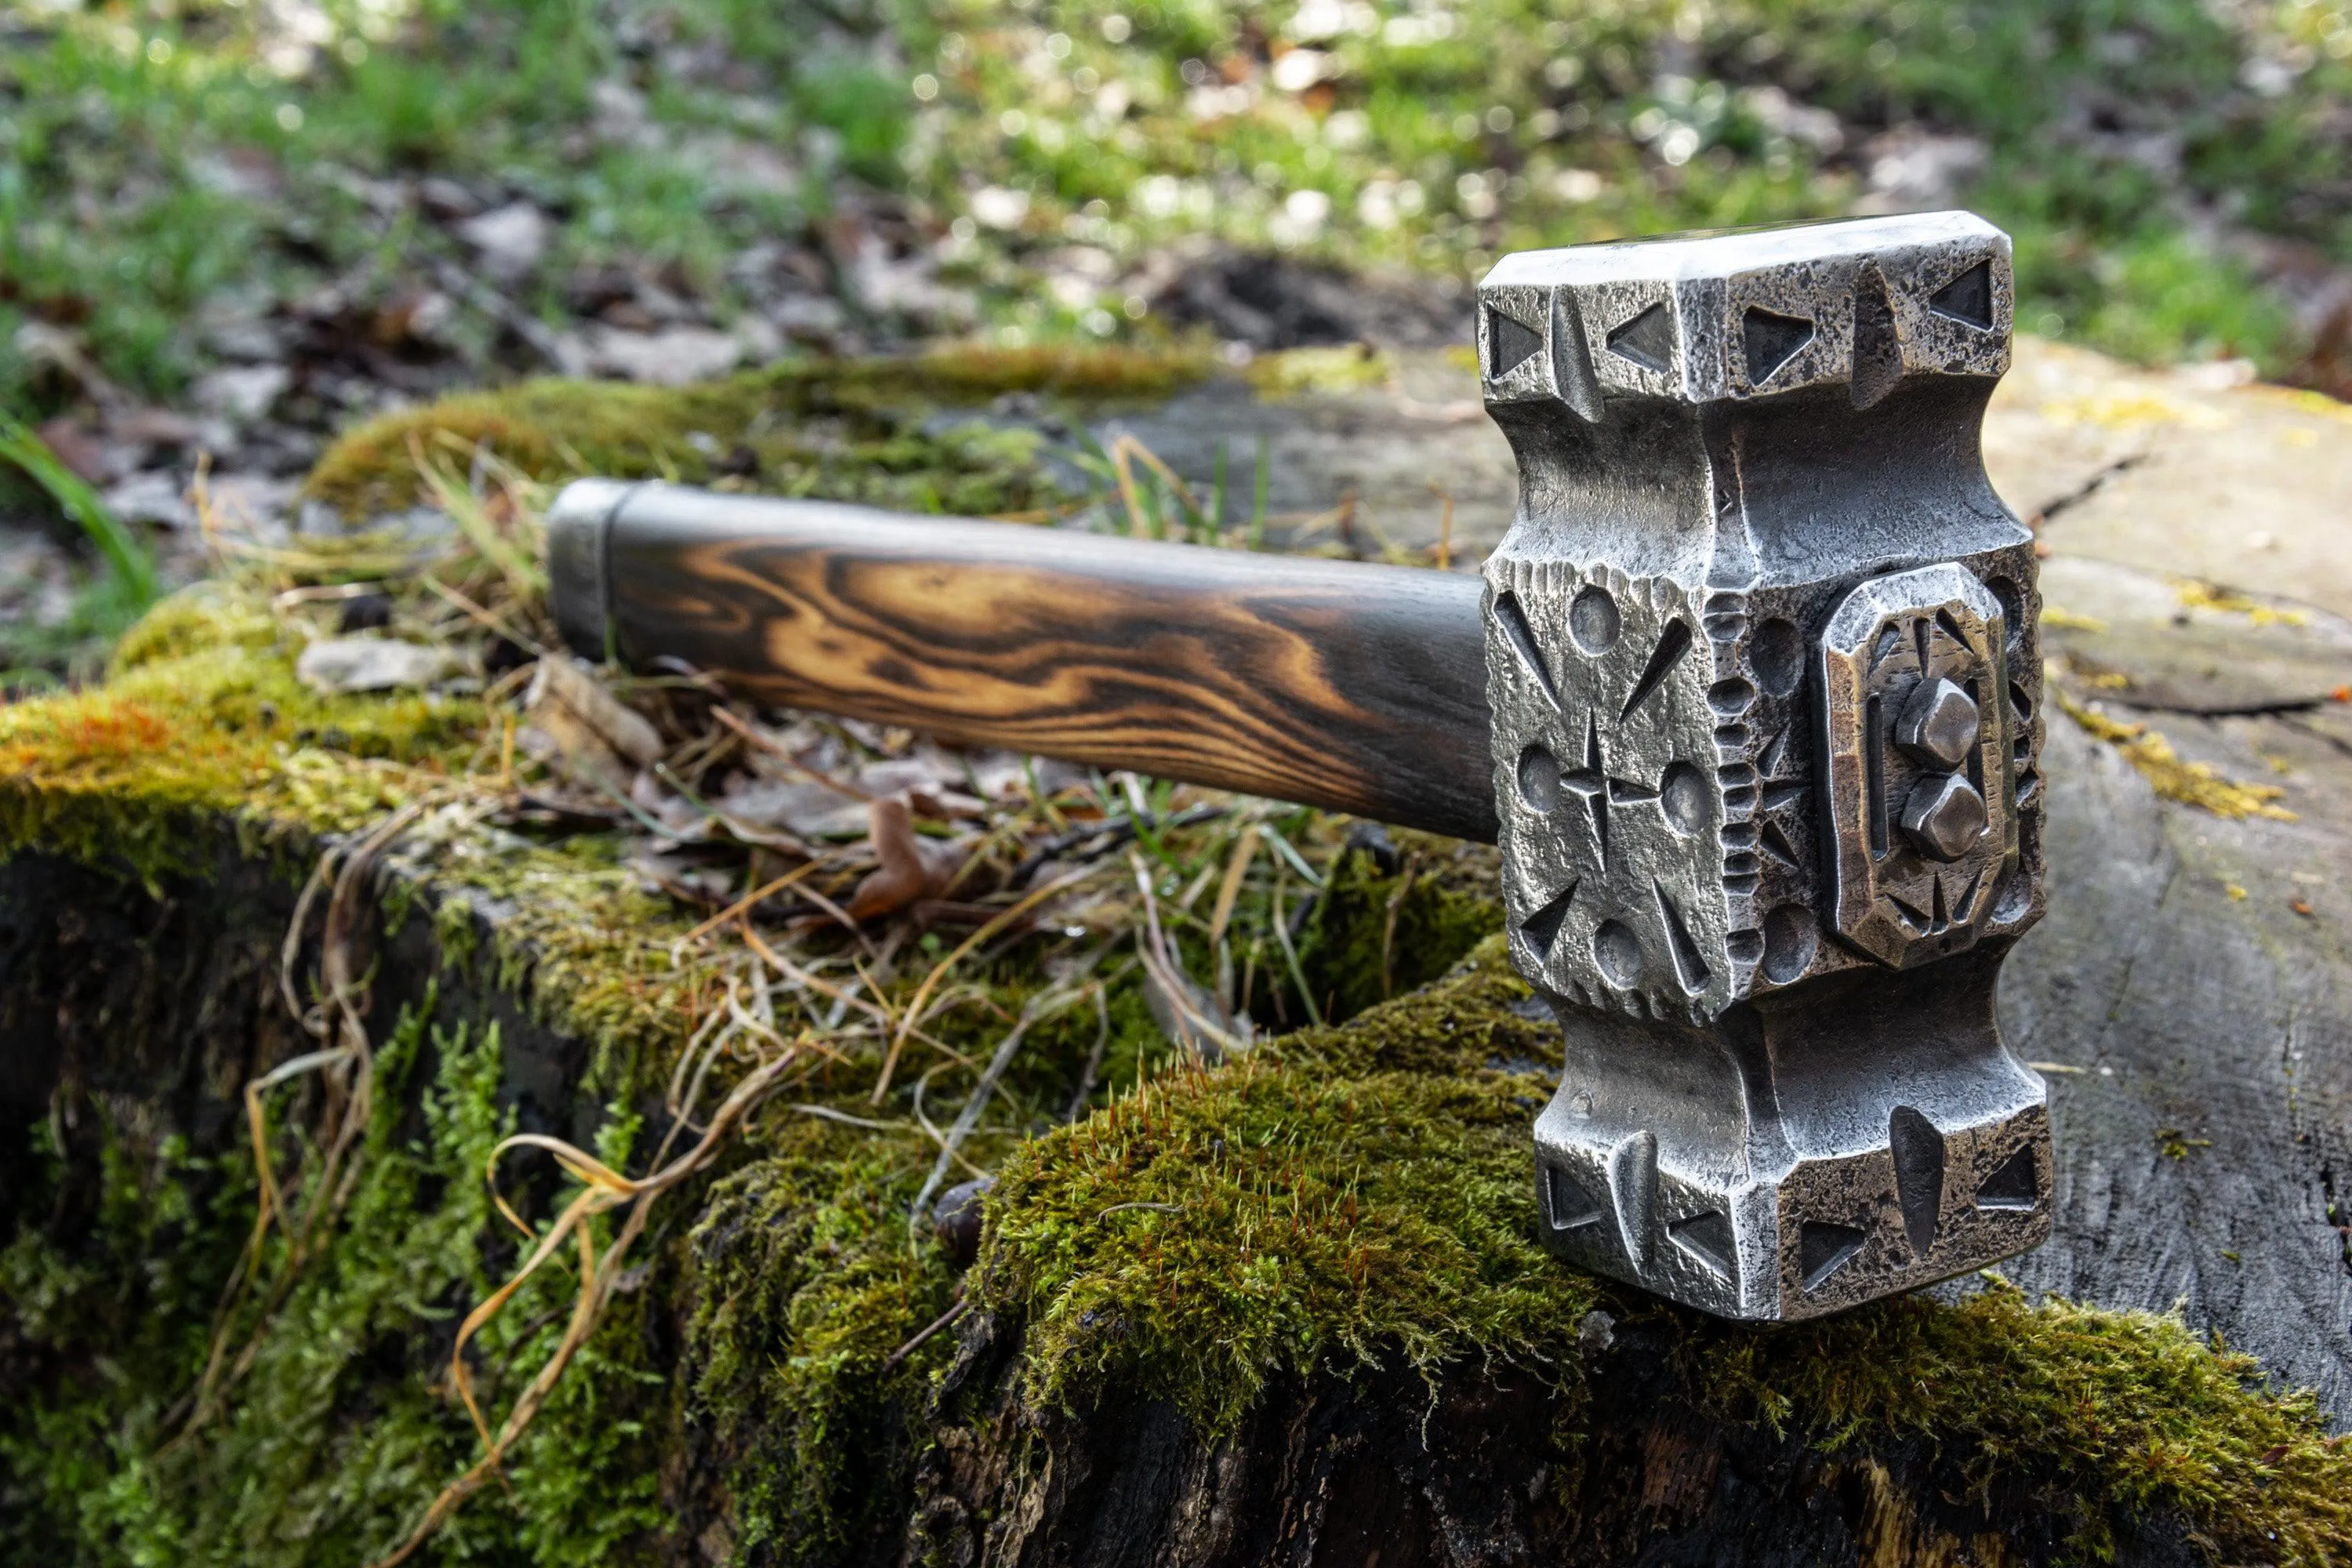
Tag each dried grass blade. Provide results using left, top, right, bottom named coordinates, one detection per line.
left=409, top=433, right=545, bottom=597
left=674, top=853, right=836, bottom=947
left=908, top=987, right=1085, bottom=1227
left=376, top=1047, right=801, bottom=1568
left=870, top=864, right=1098, bottom=1104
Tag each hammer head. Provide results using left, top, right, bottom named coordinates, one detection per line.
left=1477, top=212, right=2049, bottom=1318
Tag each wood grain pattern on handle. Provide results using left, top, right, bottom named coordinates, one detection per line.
left=547, top=480, right=1498, bottom=842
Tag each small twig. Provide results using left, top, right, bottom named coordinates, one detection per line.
left=1062, top=984, right=1112, bottom=1123
left=790, top=877, right=881, bottom=958
left=871, top=864, right=1099, bottom=1105
left=419, top=574, right=549, bottom=659
left=881, top=1291, right=971, bottom=1370
left=908, top=988, right=1085, bottom=1228
left=1093, top=1202, right=1185, bottom=1218
left=738, top=921, right=890, bottom=1024
left=791, top=1103, right=909, bottom=1132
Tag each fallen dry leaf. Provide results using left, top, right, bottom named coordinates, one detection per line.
left=522, top=655, right=662, bottom=795
left=848, top=793, right=961, bottom=921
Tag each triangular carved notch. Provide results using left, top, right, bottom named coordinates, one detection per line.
left=1929, top=259, right=1994, bottom=329
left=1974, top=1145, right=2040, bottom=1211
left=1545, top=1164, right=1603, bottom=1231
left=1668, top=1210, right=1737, bottom=1280
left=1653, top=880, right=1712, bottom=994
left=1621, top=618, right=1693, bottom=719
left=1486, top=305, right=1544, bottom=379
left=1606, top=302, right=1676, bottom=372
left=1519, top=880, right=1577, bottom=963
left=1742, top=307, right=1815, bottom=385
left=1490, top=591, right=1566, bottom=713
left=1799, top=1220, right=1867, bottom=1291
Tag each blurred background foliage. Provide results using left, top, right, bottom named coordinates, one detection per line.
left=1, top=0, right=2347, bottom=416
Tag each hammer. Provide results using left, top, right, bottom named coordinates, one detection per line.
left=546, top=211, right=2049, bottom=1320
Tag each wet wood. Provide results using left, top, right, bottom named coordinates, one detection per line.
left=592, top=488, right=1498, bottom=842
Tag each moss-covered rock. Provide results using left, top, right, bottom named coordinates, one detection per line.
left=301, top=344, right=1211, bottom=521
left=2, top=367, right=2348, bottom=1566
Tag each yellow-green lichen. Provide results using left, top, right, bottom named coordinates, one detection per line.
left=0, top=618, right=476, bottom=881
left=2058, top=691, right=2296, bottom=822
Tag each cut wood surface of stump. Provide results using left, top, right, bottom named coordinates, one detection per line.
left=3, top=341, right=2350, bottom=1566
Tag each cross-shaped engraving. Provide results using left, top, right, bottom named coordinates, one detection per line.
left=1558, top=712, right=1659, bottom=869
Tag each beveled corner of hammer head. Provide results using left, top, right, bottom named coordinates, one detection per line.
left=1478, top=209, right=2010, bottom=412
left=1475, top=213, right=2052, bottom=1319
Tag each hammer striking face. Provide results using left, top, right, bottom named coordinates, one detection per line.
left=545, top=210, right=2054, bottom=1321
left=1478, top=212, right=2049, bottom=1316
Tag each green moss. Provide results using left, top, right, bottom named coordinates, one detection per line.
left=1241, top=345, right=1393, bottom=399
left=980, top=942, right=1570, bottom=1435
left=681, top=1121, right=956, bottom=1560
left=1293, top=829, right=1507, bottom=1022
left=0, top=582, right=722, bottom=1094
left=302, top=344, right=1211, bottom=519
left=0, top=629, right=479, bottom=883
left=978, top=937, right=2352, bottom=1557
left=983, top=1051, right=1578, bottom=1433
left=104, top=581, right=283, bottom=673
left=0, top=998, right=671, bottom=1565
left=1700, top=1285, right=2352, bottom=1564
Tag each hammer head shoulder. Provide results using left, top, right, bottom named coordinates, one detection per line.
left=1478, top=212, right=2049, bottom=1319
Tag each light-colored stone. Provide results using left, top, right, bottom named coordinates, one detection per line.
left=295, top=637, right=452, bottom=695
left=586, top=325, right=746, bottom=386
left=455, top=202, right=550, bottom=281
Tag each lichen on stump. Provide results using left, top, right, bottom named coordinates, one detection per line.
left=2, top=359, right=2348, bottom=1566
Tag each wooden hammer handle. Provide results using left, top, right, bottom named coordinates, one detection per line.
left=546, top=481, right=1497, bottom=842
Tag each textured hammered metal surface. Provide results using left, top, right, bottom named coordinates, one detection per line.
left=1479, top=211, right=2051, bottom=1319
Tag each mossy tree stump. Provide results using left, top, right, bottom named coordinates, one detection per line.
left=4, top=348, right=2349, bottom=1566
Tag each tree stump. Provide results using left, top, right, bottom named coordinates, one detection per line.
left=3, top=342, right=2347, bottom=1566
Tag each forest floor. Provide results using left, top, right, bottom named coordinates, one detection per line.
left=2, top=0, right=2350, bottom=677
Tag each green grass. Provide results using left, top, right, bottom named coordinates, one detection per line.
left=0, top=413, right=161, bottom=683
left=1, top=0, right=2347, bottom=430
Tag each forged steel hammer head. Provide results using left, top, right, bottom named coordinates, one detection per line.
left=1477, top=212, right=2050, bottom=1319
